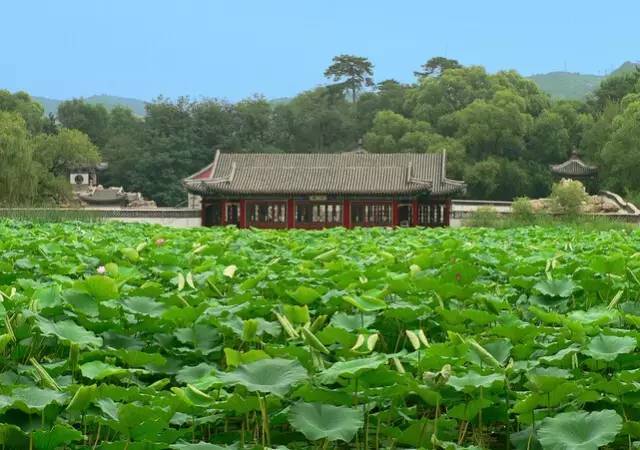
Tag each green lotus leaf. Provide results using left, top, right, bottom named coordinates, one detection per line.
left=176, top=363, right=220, bottom=390
left=35, top=317, right=102, bottom=349
left=79, top=275, right=119, bottom=301
left=33, top=424, right=84, bottom=450
left=318, top=355, right=387, bottom=384
left=121, top=296, right=167, bottom=318
left=538, top=410, right=622, bottom=450
left=288, top=401, right=363, bottom=442
left=171, top=443, right=237, bottom=449
left=329, top=312, right=376, bottom=331
left=218, top=358, right=307, bottom=397
left=583, top=334, right=636, bottom=362
left=171, top=444, right=236, bottom=450
left=343, top=295, right=387, bottom=312
left=0, top=387, right=66, bottom=414
left=33, top=285, right=62, bottom=309
left=79, top=361, right=129, bottom=380
left=447, top=371, right=503, bottom=392
left=288, top=286, right=322, bottom=305
left=533, top=279, right=577, bottom=298
left=526, top=367, right=572, bottom=392
left=174, top=324, right=220, bottom=355
left=66, top=384, right=97, bottom=414
left=567, top=307, right=618, bottom=325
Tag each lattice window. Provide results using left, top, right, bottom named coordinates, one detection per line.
left=296, top=203, right=342, bottom=226
left=246, top=201, right=287, bottom=226
left=351, top=203, right=392, bottom=226
left=418, top=202, right=446, bottom=227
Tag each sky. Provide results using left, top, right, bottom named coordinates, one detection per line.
left=1, top=0, right=639, bottom=102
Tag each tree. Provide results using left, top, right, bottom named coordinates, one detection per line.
left=527, top=111, right=570, bottom=163
left=414, top=57, right=461, bottom=79
left=407, top=66, right=494, bottom=125
left=0, top=112, right=39, bottom=205
left=273, top=87, right=357, bottom=152
left=34, top=129, right=101, bottom=177
left=233, top=95, right=273, bottom=150
left=600, top=100, right=640, bottom=193
left=590, top=70, right=640, bottom=111
left=192, top=99, right=235, bottom=150
left=324, top=54, right=374, bottom=103
left=355, top=79, right=409, bottom=133
left=447, top=90, right=532, bottom=159
left=492, top=70, right=550, bottom=116
left=57, top=99, right=111, bottom=147
left=0, top=90, right=46, bottom=134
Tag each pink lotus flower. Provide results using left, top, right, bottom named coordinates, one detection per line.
left=96, top=265, right=106, bottom=275
left=155, top=238, right=166, bottom=246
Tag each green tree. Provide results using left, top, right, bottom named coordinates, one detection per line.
left=34, top=129, right=101, bottom=177
left=126, top=97, right=211, bottom=206
left=0, top=90, right=46, bottom=134
left=407, top=66, right=494, bottom=125
left=57, top=99, right=111, bottom=147
left=0, top=112, right=39, bottom=205
left=192, top=99, right=235, bottom=149
left=590, top=70, right=640, bottom=111
left=414, top=56, right=461, bottom=79
left=233, top=96, right=273, bottom=150
left=492, top=70, right=550, bottom=116
left=600, top=100, right=640, bottom=193
left=273, top=87, right=357, bottom=152
left=324, top=54, right=374, bottom=103
left=527, top=111, right=570, bottom=163
left=99, top=106, right=144, bottom=188
left=446, top=90, right=532, bottom=159
left=355, top=79, right=408, bottom=132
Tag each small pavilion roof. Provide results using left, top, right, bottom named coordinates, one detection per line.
left=550, top=150, right=597, bottom=177
left=184, top=149, right=465, bottom=197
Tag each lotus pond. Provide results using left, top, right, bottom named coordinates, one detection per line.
left=1, top=221, right=640, bottom=449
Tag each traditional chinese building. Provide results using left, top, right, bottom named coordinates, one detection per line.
left=550, top=149, right=598, bottom=193
left=183, top=149, right=465, bottom=228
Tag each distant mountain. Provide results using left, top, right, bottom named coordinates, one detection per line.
left=33, top=95, right=147, bottom=116
left=528, top=72, right=603, bottom=100
left=529, top=61, right=640, bottom=100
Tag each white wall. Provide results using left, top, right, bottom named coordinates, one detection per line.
left=106, top=217, right=201, bottom=227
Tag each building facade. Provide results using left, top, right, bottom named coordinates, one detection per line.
left=183, top=149, right=465, bottom=228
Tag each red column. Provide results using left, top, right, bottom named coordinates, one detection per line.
left=411, top=199, right=419, bottom=227
left=287, top=199, right=295, bottom=229
left=343, top=199, right=351, bottom=228
left=392, top=200, right=399, bottom=227
left=200, top=201, right=206, bottom=226
left=239, top=199, right=246, bottom=228
left=444, top=199, right=451, bottom=227
left=221, top=200, right=227, bottom=225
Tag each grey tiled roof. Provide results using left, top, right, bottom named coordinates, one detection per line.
left=184, top=150, right=465, bottom=196
left=550, top=153, right=597, bottom=177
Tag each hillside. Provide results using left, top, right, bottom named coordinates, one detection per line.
left=29, top=62, right=640, bottom=113
left=34, top=94, right=147, bottom=116
left=528, top=72, right=603, bottom=100
left=528, top=61, right=640, bottom=100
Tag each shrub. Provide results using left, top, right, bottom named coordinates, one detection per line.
left=550, top=179, right=588, bottom=215
left=511, top=197, right=535, bottom=223
left=467, top=205, right=500, bottom=227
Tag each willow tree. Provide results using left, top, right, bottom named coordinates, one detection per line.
left=0, top=112, right=39, bottom=205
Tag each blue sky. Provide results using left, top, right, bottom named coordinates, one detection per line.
left=1, top=0, right=638, bottom=102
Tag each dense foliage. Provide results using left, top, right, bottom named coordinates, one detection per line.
left=2, top=221, right=640, bottom=449
left=3, top=57, right=640, bottom=206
